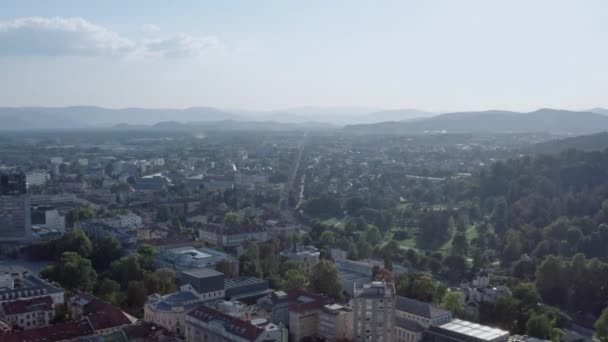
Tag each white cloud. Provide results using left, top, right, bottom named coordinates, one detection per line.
left=0, top=17, right=220, bottom=59
left=0, top=17, right=136, bottom=57
left=141, top=24, right=161, bottom=33
left=144, top=33, right=222, bottom=58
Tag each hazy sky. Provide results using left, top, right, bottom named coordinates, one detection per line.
left=0, top=0, right=606, bottom=112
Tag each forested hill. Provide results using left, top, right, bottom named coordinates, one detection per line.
left=344, top=109, right=608, bottom=134
left=527, top=131, right=608, bottom=154
left=477, top=148, right=608, bottom=315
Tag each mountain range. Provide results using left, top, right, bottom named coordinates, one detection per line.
left=1, top=106, right=608, bottom=134
left=344, top=109, right=608, bottom=135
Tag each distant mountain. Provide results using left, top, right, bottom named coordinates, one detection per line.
left=359, top=109, right=434, bottom=123
left=0, top=106, right=239, bottom=130
left=528, top=131, right=608, bottom=154
left=344, top=109, right=608, bottom=135
left=589, top=108, right=608, bottom=115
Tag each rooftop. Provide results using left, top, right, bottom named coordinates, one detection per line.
left=187, top=305, right=263, bottom=341
left=432, top=319, right=509, bottom=342
left=181, top=268, right=224, bottom=279
left=395, top=295, right=451, bottom=319
left=2, top=296, right=53, bottom=315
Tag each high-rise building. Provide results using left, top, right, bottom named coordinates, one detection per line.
left=353, top=281, right=396, bottom=342
left=0, top=173, right=32, bottom=243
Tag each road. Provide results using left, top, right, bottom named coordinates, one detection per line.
left=279, top=132, right=307, bottom=211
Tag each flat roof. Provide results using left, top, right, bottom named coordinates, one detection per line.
left=181, top=268, right=224, bottom=279
left=435, top=319, right=509, bottom=341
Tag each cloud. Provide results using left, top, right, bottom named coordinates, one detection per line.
left=0, top=17, right=136, bottom=57
left=144, top=33, right=222, bottom=58
left=141, top=24, right=161, bottom=33
left=0, top=17, right=220, bottom=59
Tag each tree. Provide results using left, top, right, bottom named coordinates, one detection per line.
left=41, top=252, right=97, bottom=292
left=136, top=244, right=157, bottom=271
left=535, top=255, right=567, bottom=305
left=309, top=260, right=343, bottom=301
left=126, top=281, right=148, bottom=308
left=56, top=229, right=93, bottom=258
left=396, top=273, right=439, bottom=303
left=596, top=306, right=608, bottom=342
left=366, top=226, right=382, bottom=245
left=441, top=291, right=465, bottom=317
left=90, top=236, right=122, bottom=271
left=224, top=212, right=240, bottom=226
left=215, top=259, right=236, bottom=278
left=143, top=268, right=177, bottom=295
left=284, top=269, right=307, bottom=290
left=356, top=238, right=373, bottom=259
left=526, top=314, right=553, bottom=339
left=109, top=255, right=144, bottom=288
left=95, top=279, right=124, bottom=306
left=452, top=233, right=469, bottom=256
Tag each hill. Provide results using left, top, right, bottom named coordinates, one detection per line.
left=527, top=131, right=608, bottom=154
left=344, top=109, right=608, bottom=135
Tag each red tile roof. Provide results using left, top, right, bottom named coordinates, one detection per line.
left=71, top=292, right=133, bottom=331
left=2, top=296, right=54, bottom=315
left=187, top=305, right=262, bottom=341
left=1, top=319, right=94, bottom=342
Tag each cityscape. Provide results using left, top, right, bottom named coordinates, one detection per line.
left=1, top=1, right=608, bottom=342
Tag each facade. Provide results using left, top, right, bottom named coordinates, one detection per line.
left=460, top=271, right=511, bottom=320
left=199, top=223, right=270, bottom=248
left=394, top=296, right=452, bottom=328
left=0, top=173, right=31, bottom=243
left=0, top=267, right=64, bottom=306
left=25, top=171, right=50, bottom=188
left=424, top=319, right=509, bottom=342
left=44, top=209, right=66, bottom=233
left=353, top=282, right=396, bottom=342
left=337, top=259, right=408, bottom=295
left=185, top=305, right=284, bottom=342
left=319, top=303, right=354, bottom=341
left=144, top=291, right=201, bottom=336
left=279, top=244, right=320, bottom=274
left=0, top=296, right=55, bottom=330
left=180, top=269, right=226, bottom=302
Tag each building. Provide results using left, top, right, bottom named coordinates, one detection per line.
left=134, top=174, right=172, bottom=192
left=424, top=319, right=509, bottom=342
left=199, top=223, right=270, bottom=248
left=25, top=171, right=50, bottom=188
left=460, top=271, right=511, bottom=320
left=0, top=173, right=32, bottom=243
left=225, top=277, right=272, bottom=304
left=156, top=246, right=238, bottom=274
left=319, top=303, right=354, bottom=341
left=393, top=296, right=452, bottom=342
left=258, top=289, right=331, bottom=341
left=1, top=293, right=137, bottom=341
left=336, top=258, right=409, bottom=295
left=279, top=244, right=320, bottom=274
left=185, top=305, right=284, bottom=342
left=0, top=296, right=55, bottom=330
left=0, top=267, right=64, bottom=306
left=144, top=291, right=201, bottom=336
left=353, top=282, right=396, bottom=342
left=180, top=269, right=225, bottom=302
left=44, top=209, right=66, bottom=233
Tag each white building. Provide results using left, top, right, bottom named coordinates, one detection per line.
left=319, top=304, right=354, bottom=341
left=199, top=223, right=270, bottom=248
left=144, top=291, right=201, bottom=336
left=279, top=244, right=320, bottom=274
left=353, top=282, right=396, bottom=342
left=25, top=171, right=50, bottom=188
left=44, top=209, right=66, bottom=233
left=0, top=296, right=55, bottom=330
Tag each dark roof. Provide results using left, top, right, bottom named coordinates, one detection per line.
left=2, top=296, right=54, bottom=315
left=395, top=296, right=450, bottom=319
left=1, top=318, right=94, bottom=342
left=122, top=322, right=177, bottom=341
left=181, top=268, right=224, bottom=279
left=395, top=316, right=425, bottom=332
left=187, top=305, right=262, bottom=341
left=268, top=289, right=331, bottom=313
left=200, top=223, right=266, bottom=235
left=71, top=292, right=133, bottom=331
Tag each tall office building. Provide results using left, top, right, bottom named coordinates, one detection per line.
left=0, top=173, right=32, bottom=242
left=353, top=281, right=396, bottom=342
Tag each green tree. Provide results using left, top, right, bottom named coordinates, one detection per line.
left=535, top=255, right=567, bottom=305
left=596, top=306, right=608, bottom=342
left=309, top=260, right=343, bottom=301
left=366, top=226, right=382, bottom=245
left=224, top=212, right=240, bottom=226
left=109, top=255, right=144, bottom=288
left=356, top=238, right=373, bottom=259
left=136, top=244, right=157, bottom=271
left=56, top=229, right=93, bottom=258
left=95, top=278, right=124, bottom=306
left=451, top=233, right=469, bottom=256
left=284, top=269, right=307, bottom=290
left=90, top=236, right=122, bottom=271
left=41, top=252, right=97, bottom=292
left=441, top=291, right=465, bottom=317
left=526, top=314, right=553, bottom=339
left=126, top=281, right=148, bottom=308
left=143, top=268, right=177, bottom=295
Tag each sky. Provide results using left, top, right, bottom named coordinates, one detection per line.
left=0, top=0, right=607, bottom=113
